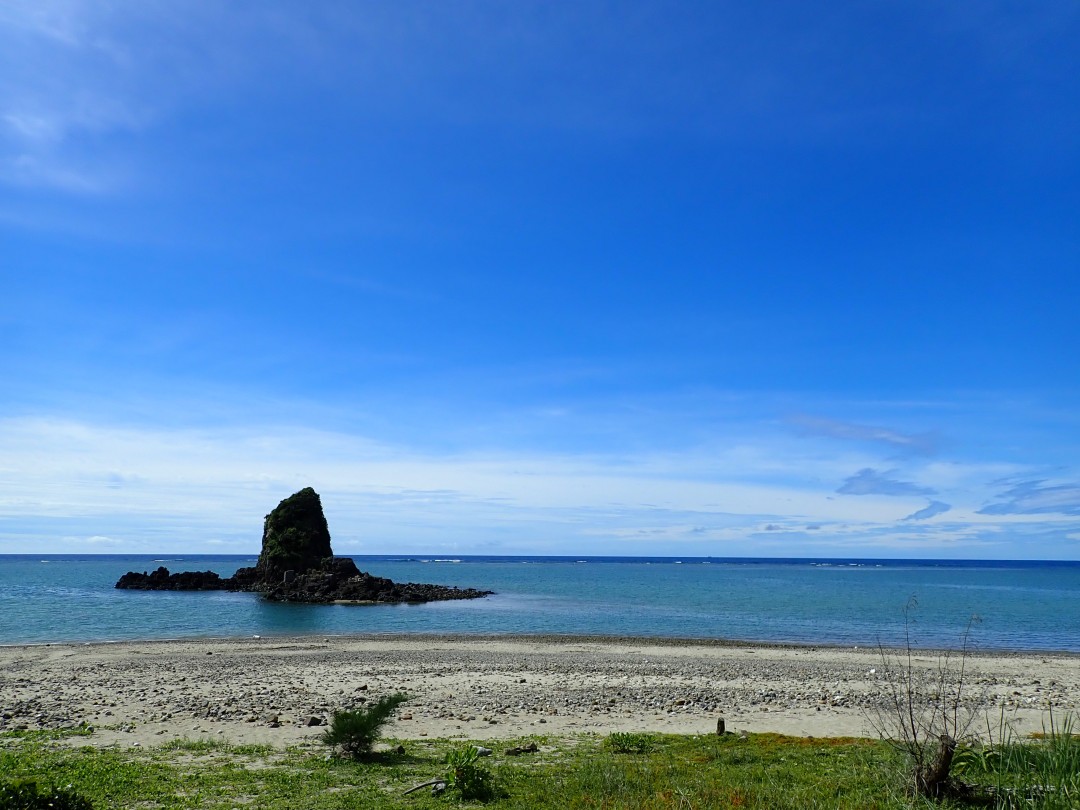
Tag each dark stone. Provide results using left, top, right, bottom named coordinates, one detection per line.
left=258, top=556, right=491, bottom=604
left=114, top=567, right=224, bottom=591
left=115, top=488, right=492, bottom=605
left=505, top=742, right=539, bottom=756
left=223, top=487, right=336, bottom=594
left=254, top=487, right=333, bottom=582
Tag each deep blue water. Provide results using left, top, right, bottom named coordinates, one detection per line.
left=1, top=555, right=1078, bottom=651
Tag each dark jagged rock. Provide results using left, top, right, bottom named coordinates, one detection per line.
left=255, top=486, right=333, bottom=582
left=222, top=486, right=336, bottom=593
left=115, top=566, right=225, bottom=591
left=258, top=556, right=491, bottom=604
left=115, top=488, right=493, bottom=605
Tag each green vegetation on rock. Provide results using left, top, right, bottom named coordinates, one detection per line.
left=256, top=487, right=333, bottom=578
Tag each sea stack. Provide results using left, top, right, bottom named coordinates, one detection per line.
left=253, top=486, right=334, bottom=584
left=116, top=487, right=492, bottom=604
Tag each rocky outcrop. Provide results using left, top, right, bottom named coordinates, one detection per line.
left=114, top=567, right=225, bottom=591
left=116, top=488, right=492, bottom=604
left=251, top=487, right=333, bottom=584
left=220, top=486, right=335, bottom=594
left=257, top=556, right=491, bottom=604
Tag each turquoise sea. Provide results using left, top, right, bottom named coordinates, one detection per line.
left=1, top=555, right=1078, bottom=651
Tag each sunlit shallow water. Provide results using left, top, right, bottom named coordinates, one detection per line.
left=1, top=555, right=1077, bottom=651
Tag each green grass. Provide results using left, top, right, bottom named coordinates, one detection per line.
left=604, top=732, right=658, bottom=754
left=3, top=726, right=1077, bottom=809
left=952, top=712, right=1080, bottom=809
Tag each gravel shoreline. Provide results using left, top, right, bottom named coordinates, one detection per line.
left=2, top=635, right=1076, bottom=749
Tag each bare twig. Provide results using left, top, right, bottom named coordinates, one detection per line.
left=866, top=597, right=983, bottom=799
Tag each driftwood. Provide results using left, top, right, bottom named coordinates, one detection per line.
left=915, top=734, right=957, bottom=798
left=403, top=778, right=447, bottom=796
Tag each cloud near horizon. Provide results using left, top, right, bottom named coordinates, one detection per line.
left=0, top=413, right=1075, bottom=558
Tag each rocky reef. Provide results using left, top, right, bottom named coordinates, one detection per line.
left=114, top=567, right=226, bottom=591
left=116, top=487, right=492, bottom=604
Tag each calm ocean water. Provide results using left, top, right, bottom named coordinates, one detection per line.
left=1, top=555, right=1077, bottom=651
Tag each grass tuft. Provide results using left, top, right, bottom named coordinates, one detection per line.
left=604, top=731, right=658, bottom=754
left=321, top=693, right=409, bottom=760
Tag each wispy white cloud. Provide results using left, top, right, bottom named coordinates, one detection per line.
left=1, top=413, right=1075, bottom=557
left=3, top=153, right=114, bottom=193
left=0, top=1, right=265, bottom=194
left=789, top=414, right=937, bottom=454
left=837, top=468, right=935, bottom=497
left=8, top=1, right=1065, bottom=198
left=0, top=0, right=83, bottom=45
left=4, top=112, right=62, bottom=141
left=0, top=2, right=144, bottom=192
left=979, top=480, right=1080, bottom=516
left=902, top=500, right=952, bottom=521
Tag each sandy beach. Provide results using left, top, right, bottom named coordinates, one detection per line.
left=2, top=635, right=1076, bottom=749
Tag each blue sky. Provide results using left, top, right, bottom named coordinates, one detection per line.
left=2, top=1, right=1078, bottom=558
